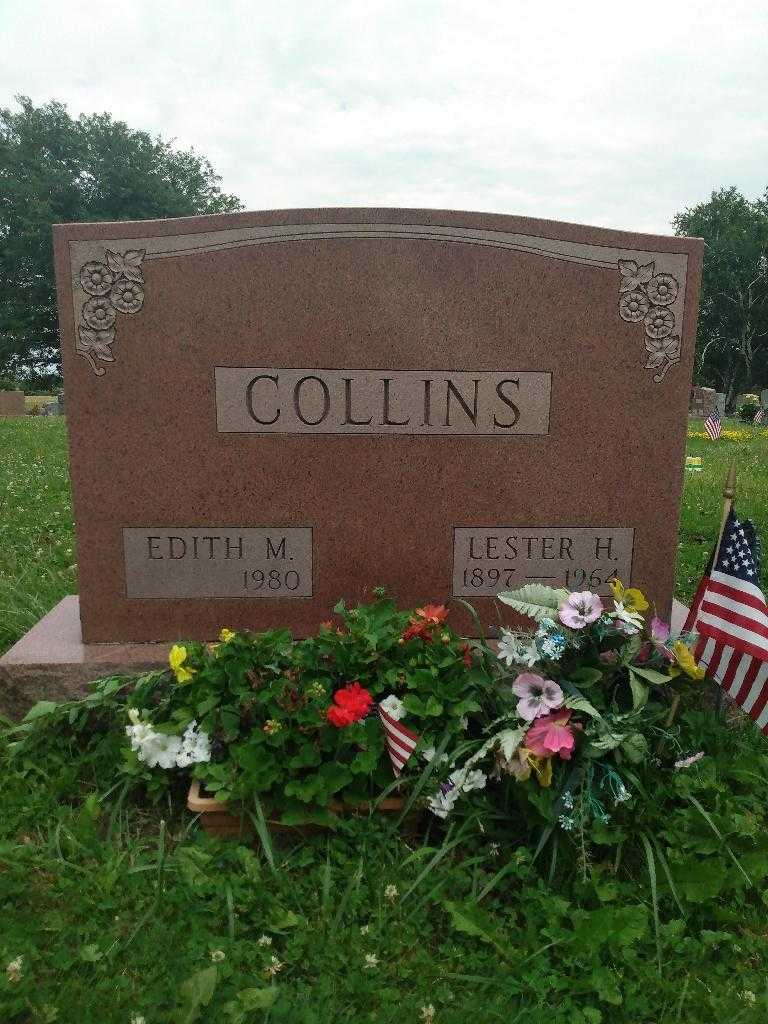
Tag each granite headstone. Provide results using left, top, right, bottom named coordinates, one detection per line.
left=0, top=391, right=25, bottom=418
left=51, top=209, right=703, bottom=642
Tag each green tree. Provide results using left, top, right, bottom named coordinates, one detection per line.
left=673, top=187, right=768, bottom=405
left=0, top=96, right=241, bottom=388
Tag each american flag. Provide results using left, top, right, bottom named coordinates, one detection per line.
left=377, top=705, right=419, bottom=776
left=754, top=408, right=765, bottom=425
left=704, top=410, right=722, bottom=440
left=684, top=508, right=768, bottom=735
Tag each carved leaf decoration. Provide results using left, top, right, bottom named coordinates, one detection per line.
left=644, top=333, right=681, bottom=369
left=122, top=248, right=146, bottom=282
left=105, top=248, right=146, bottom=283
left=105, top=249, right=124, bottom=275
left=77, top=326, right=116, bottom=361
left=618, top=259, right=655, bottom=293
left=645, top=350, right=666, bottom=369
left=664, top=334, right=681, bottom=363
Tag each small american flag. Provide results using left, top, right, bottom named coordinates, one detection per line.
left=685, top=508, right=768, bottom=735
left=704, top=410, right=722, bottom=440
left=754, top=408, right=764, bottom=425
left=377, top=705, right=419, bottom=776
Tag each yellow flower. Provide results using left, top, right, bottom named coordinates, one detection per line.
left=609, top=579, right=649, bottom=613
left=518, top=748, right=553, bottom=787
left=169, top=644, right=195, bottom=684
left=219, top=628, right=236, bottom=644
left=667, top=640, right=705, bottom=681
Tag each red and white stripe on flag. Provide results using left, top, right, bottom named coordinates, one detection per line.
left=755, top=408, right=765, bottom=425
left=685, top=573, right=768, bottom=735
left=704, top=414, right=722, bottom=440
left=377, top=705, right=419, bottom=776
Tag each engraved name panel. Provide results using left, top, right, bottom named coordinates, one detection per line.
left=453, top=527, right=634, bottom=597
left=123, top=528, right=312, bottom=599
left=215, top=367, right=551, bottom=435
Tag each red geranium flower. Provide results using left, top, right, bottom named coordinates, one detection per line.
left=415, top=604, right=448, bottom=625
left=461, top=642, right=473, bottom=669
left=401, top=603, right=449, bottom=643
left=326, top=681, right=373, bottom=728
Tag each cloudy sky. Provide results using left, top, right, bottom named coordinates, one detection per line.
left=2, top=0, right=767, bottom=234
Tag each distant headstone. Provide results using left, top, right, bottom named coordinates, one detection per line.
left=761, top=389, right=768, bottom=411
left=0, top=391, right=25, bottom=418
left=689, top=386, right=716, bottom=419
left=51, top=209, right=703, bottom=642
left=715, top=393, right=726, bottom=417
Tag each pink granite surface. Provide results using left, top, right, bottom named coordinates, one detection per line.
left=0, top=596, right=168, bottom=716
left=52, top=208, right=703, bottom=642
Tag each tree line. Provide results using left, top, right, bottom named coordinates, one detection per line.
left=1, top=96, right=766, bottom=397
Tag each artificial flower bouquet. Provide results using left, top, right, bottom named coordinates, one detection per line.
left=423, top=581, right=705, bottom=830
left=123, top=593, right=493, bottom=825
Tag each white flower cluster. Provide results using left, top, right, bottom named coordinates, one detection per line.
left=427, top=766, right=487, bottom=818
left=674, top=751, right=705, bottom=771
left=497, top=629, right=538, bottom=668
left=126, top=709, right=211, bottom=769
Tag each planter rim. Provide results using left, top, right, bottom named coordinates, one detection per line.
left=186, top=779, right=407, bottom=817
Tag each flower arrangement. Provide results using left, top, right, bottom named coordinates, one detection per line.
left=119, top=593, right=491, bottom=825
left=423, top=581, right=704, bottom=832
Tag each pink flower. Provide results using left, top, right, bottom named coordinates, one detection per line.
left=524, top=710, right=577, bottom=761
left=512, top=672, right=564, bottom=722
left=648, top=616, right=675, bottom=661
left=558, top=591, right=603, bottom=629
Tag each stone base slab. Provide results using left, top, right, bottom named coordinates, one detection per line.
left=0, top=594, right=693, bottom=720
left=0, top=596, right=169, bottom=717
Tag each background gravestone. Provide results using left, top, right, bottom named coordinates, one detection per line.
left=52, top=208, right=703, bottom=642
left=0, top=391, right=25, bottom=418
left=715, top=393, right=726, bottom=418
left=689, top=386, right=716, bottom=419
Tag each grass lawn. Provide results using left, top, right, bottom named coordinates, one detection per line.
left=1, top=417, right=768, bottom=1023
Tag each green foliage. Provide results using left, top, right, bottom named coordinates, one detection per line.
left=2, top=705, right=768, bottom=1022
left=674, top=186, right=768, bottom=401
left=497, top=583, right=569, bottom=621
left=0, top=96, right=241, bottom=385
left=739, top=400, right=760, bottom=422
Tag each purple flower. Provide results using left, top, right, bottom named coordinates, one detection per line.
left=558, top=591, right=603, bottom=630
left=512, top=672, right=565, bottom=722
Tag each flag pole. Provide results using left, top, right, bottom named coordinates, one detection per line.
left=664, top=462, right=737, bottom=733
left=712, top=463, right=737, bottom=718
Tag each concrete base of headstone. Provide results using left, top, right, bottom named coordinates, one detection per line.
left=0, top=594, right=694, bottom=719
left=0, top=596, right=169, bottom=717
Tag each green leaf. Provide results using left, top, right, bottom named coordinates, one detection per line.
left=565, top=695, right=602, bottom=719
left=22, top=700, right=58, bottom=722
left=79, top=943, right=103, bottom=962
left=173, top=966, right=218, bottom=1024
left=176, top=847, right=213, bottom=892
left=442, top=900, right=514, bottom=960
left=621, top=732, right=648, bottom=764
left=497, top=584, right=568, bottom=622
left=225, top=987, right=278, bottom=1021
left=628, top=665, right=670, bottom=685
left=627, top=671, right=649, bottom=711
left=570, top=667, right=603, bottom=687
left=671, top=856, right=727, bottom=903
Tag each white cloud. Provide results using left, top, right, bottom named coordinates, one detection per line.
left=1, top=0, right=766, bottom=233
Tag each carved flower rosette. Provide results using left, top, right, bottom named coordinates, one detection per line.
left=76, top=249, right=146, bottom=376
left=617, top=259, right=681, bottom=383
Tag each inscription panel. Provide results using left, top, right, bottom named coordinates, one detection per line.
left=215, top=367, right=552, bottom=435
left=123, top=528, right=312, bottom=599
left=453, top=527, right=634, bottom=597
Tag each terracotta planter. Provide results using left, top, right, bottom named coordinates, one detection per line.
left=187, top=780, right=414, bottom=838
